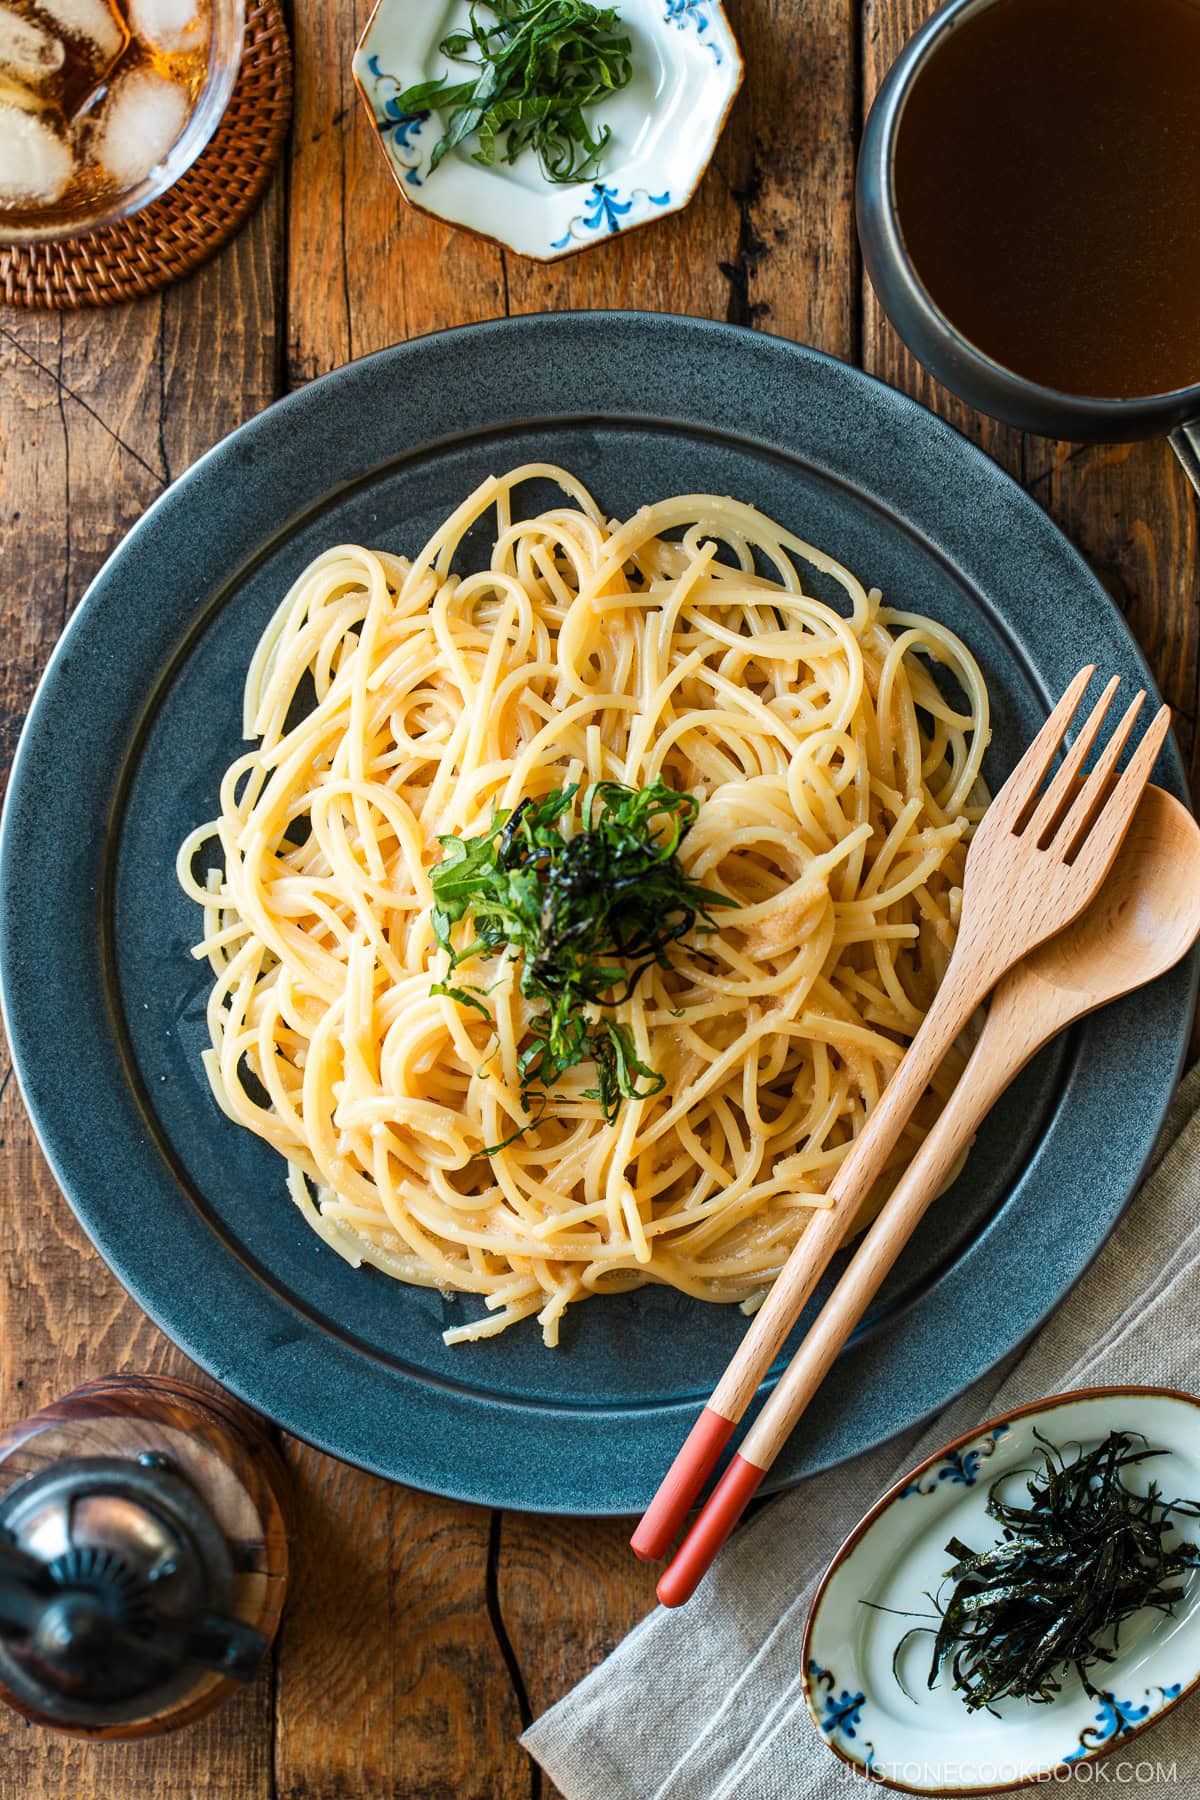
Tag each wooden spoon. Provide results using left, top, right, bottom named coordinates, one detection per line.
left=655, top=783, right=1200, bottom=1605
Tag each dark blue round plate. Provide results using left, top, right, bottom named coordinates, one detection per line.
left=1, top=314, right=1194, bottom=1513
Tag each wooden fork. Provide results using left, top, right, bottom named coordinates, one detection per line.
left=630, top=666, right=1171, bottom=1576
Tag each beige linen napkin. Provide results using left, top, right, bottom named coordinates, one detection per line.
left=524, top=1065, right=1200, bottom=1798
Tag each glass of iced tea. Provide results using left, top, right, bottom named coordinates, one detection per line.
left=0, top=0, right=244, bottom=241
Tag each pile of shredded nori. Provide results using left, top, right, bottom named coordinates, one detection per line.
left=902, top=1429, right=1200, bottom=1712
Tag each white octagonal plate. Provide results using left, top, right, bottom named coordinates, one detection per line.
left=353, top=0, right=743, bottom=260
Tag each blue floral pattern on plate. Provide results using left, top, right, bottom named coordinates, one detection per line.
left=550, top=182, right=672, bottom=249
left=1064, top=1685, right=1183, bottom=1764
left=899, top=1425, right=1010, bottom=1496
left=664, top=0, right=725, bottom=63
left=807, top=1659, right=866, bottom=1742
left=367, top=54, right=426, bottom=185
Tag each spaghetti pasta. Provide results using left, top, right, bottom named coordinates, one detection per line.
left=177, top=465, right=989, bottom=1346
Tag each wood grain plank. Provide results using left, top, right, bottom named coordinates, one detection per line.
left=273, top=1450, right=527, bottom=1800
left=288, top=0, right=857, bottom=372
left=495, top=1512, right=659, bottom=1734
left=286, top=0, right=506, bottom=387
left=14, top=7, right=1188, bottom=1800
left=0, top=182, right=282, bottom=1800
left=723, top=0, right=857, bottom=353
left=1, top=318, right=81, bottom=786
left=499, top=0, right=857, bottom=351
left=1021, top=437, right=1200, bottom=793
left=158, top=175, right=287, bottom=471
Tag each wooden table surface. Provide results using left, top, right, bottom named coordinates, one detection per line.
left=1, top=4, right=1196, bottom=1796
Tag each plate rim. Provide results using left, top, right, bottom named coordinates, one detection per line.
left=1, top=311, right=1194, bottom=1513
left=801, top=1383, right=1200, bottom=1795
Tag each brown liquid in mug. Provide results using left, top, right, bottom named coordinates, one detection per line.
left=892, top=0, right=1200, bottom=399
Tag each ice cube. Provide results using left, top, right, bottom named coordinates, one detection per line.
left=37, top=0, right=124, bottom=64
left=0, top=6, right=65, bottom=82
left=0, top=71, right=48, bottom=112
left=35, top=0, right=127, bottom=118
left=127, top=0, right=209, bottom=54
left=94, top=68, right=188, bottom=186
left=0, top=100, right=73, bottom=201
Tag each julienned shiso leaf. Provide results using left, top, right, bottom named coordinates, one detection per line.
left=392, top=0, right=633, bottom=186
left=877, top=1429, right=1200, bottom=1714
left=429, top=779, right=737, bottom=1141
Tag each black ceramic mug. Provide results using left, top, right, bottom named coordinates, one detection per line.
left=856, top=0, right=1200, bottom=497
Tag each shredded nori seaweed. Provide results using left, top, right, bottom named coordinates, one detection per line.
left=928, top=1425, right=1194, bottom=1706
left=881, top=1429, right=1200, bottom=1713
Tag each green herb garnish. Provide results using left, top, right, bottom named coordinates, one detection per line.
left=392, top=0, right=633, bottom=186
left=430, top=779, right=736, bottom=1133
left=904, top=1430, right=1200, bottom=1712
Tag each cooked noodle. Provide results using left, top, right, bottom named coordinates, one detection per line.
left=177, top=465, right=989, bottom=1346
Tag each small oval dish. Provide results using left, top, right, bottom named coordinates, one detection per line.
left=802, top=1387, right=1200, bottom=1795
left=352, top=0, right=743, bottom=261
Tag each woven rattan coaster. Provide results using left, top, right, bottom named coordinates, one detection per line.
left=1, top=0, right=292, bottom=311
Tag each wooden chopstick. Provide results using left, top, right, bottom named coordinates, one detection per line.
left=654, top=1014, right=1012, bottom=1605
left=629, top=962, right=984, bottom=1566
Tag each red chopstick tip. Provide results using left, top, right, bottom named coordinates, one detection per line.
left=630, top=1406, right=737, bottom=1563
left=655, top=1453, right=767, bottom=1608
left=657, top=1566, right=692, bottom=1608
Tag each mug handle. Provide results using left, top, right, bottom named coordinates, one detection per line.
left=1169, top=420, right=1200, bottom=498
